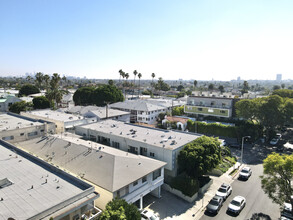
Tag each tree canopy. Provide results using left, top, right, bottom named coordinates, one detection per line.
left=235, top=94, right=293, bottom=136
left=18, top=84, right=40, bottom=97
left=260, top=153, right=293, bottom=208
left=273, top=89, right=293, bottom=98
left=100, top=198, right=140, bottom=220
left=9, top=101, right=33, bottom=114
left=154, top=77, right=170, bottom=91
left=178, top=136, right=221, bottom=177
left=73, top=84, right=124, bottom=106
left=33, top=96, right=50, bottom=109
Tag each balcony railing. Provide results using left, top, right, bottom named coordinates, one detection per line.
left=186, top=103, right=231, bottom=109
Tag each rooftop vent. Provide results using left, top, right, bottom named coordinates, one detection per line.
left=0, top=178, right=13, bottom=189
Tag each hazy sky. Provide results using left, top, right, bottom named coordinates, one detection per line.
left=1, top=0, right=293, bottom=80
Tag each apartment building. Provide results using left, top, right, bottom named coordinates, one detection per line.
left=110, top=99, right=184, bottom=124
left=15, top=134, right=166, bottom=210
left=0, top=113, right=56, bottom=143
left=0, top=95, right=22, bottom=112
left=64, top=105, right=130, bottom=123
left=21, top=109, right=97, bottom=133
left=0, top=140, right=99, bottom=220
left=185, top=96, right=235, bottom=118
left=75, top=119, right=201, bottom=178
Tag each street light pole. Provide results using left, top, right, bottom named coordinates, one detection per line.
left=241, top=136, right=250, bottom=164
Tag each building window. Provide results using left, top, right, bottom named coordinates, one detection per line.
left=40, top=129, right=44, bottom=132
left=133, top=181, right=138, bottom=186
left=112, top=141, right=120, bottom=149
left=8, top=103, right=13, bottom=107
left=222, top=103, right=226, bottom=107
left=211, top=101, right=215, bottom=106
left=198, top=108, right=203, bottom=111
left=142, top=176, right=147, bottom=183
left=150, top=152, right=155, bottom=157
left=28, top=131, right=37, bottom=137
left=128, top=146, right=138, bottom=154
left=220, top=110, right=226, bottom=114
left=2, top=136, right=14, bottom=140
left=116, top=190, right=120, bottom=198
left=20, top=133, right=24, bottom=136
left=153, top=169, right=161, bottom=181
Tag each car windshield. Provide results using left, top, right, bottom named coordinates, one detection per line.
left=241, top=169, right=249, bottom=173
left=150, top=216, right=157, bottom=220
left=272, top=139, right=278, bottom=142
left=231, top=200, right=241, bottom=206
left=218, top=187, right=227, bottom=193
left=209, top=200, right=219, bottom=206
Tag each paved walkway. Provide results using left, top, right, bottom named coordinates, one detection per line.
left=144, top=164, right=244, bottom=220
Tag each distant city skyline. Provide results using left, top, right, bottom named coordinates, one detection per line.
left=1, top=1, right=293, bottom=81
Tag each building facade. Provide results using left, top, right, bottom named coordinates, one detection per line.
left=184, top=96, right=235, bottom=118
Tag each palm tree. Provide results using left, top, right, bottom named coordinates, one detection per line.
left=44, top=74, right=50, bottom=92
left=151, top=73, right=155, bottom=95
left=133, top=70, right=138, bottom=86
left=47, top=73, right=62, bottom=108
left=119, top=69, right=123, bottom=83
left=138, top=73, right=142, bottom=97
left=125, top=73, right=129, bottom=85
left=35, top=72, right=44, bottom=90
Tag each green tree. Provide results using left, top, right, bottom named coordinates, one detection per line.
left=108, top=79, right=114, bottom=86
left=193, top=80, right=198, bottom=89
left=177, top=85, right=184, bottom=92
left=241, top=81, right=249, bottom=94
left=272, top=89, right=293, bottom=98
left=235, top=99, right=260, bottom=121
left=118, top=69, right=123, bottom=83
left=9, top=101, right=33, bottom=114
left=218, top=85, right=224, bottom=93
left=32, top=96, right=50, bottom=109
left=100, top=198, right=140, bottom=220
left=35, top=72, right=44, bottom=90
left=284, top=99, right=293, bottom=124
left=19, top=84, right=40, bottom=97
left=172, top=106, right=184, bottom=116
left=93, top=84, right=124, bottom=106
left=281, top=83, right=285, bottom=89
left=46, top=73, right=64, bottom=107
left=208, top=83, right=214, bottom=91
left=73, top=87, right=96, bottom=105
left=155, top=77, right=170, bottom=91
left=43, top=74, right=50, bottom=92
left=260, top=153, right=293, bottom=212
left=273, top=85, right=281, bottom=90
left=178, top=136, right=221, bottom=177
left=133, top=70, right=138, bottom=86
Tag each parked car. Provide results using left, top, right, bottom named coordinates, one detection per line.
left=227, top=196, right=246, bottom=214
left=206, top=196, right=224, bottom=214
left=216, top=183, right=232, bottom=200
left=239, top=167, right=252, bottom=180
left=281, top=202, right=293, bottom=220
left=141, top=209, right=160, bottom=220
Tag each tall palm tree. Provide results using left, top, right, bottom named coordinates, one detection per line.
left=133, top=70, right=138, bottom=86
left=119, top=69, right=123, bottom=83
left=47, top=73, right=62, bottom=108
left=151, top=73, right=155, bottom=85
left=138, top=73, right=142, bottom=97
left=125, top=73, right=129, bottom=84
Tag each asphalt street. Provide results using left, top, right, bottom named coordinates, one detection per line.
left=200, top=144, right=281, bottom=220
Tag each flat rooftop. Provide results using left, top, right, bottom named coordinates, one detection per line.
left=0, top=113, right=43, bottom=132
left=78, top=119, right=201, bottom=150
left=88, top=107, right=130, bottom=119
left=26, top=109, right=84, bottom=122
left=15, top=134, right=166, bottom=192
left=0, top=142, right=95, bottom=220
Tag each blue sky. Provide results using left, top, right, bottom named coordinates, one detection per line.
left=1, top=0, right=293, bottom=80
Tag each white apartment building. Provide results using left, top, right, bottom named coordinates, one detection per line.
left=75, top=119, right=201, bottom=178
left=110, top=99, right=184, bottom=124
left=0, top=140, right=99, bottom=220
left=0, top=113, right=56, bottom=143
left=21, top=109, right=97, bottom=133
left=15, top=134, right=166, bottom=210
left=0, top=95, right=22, bottom=112
left=64, top=105, right=130, bottom=123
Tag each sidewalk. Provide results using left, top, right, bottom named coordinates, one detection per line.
left=145, top=163, right=244, bottom=220
left=187, top=163, right=243, bottom=220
